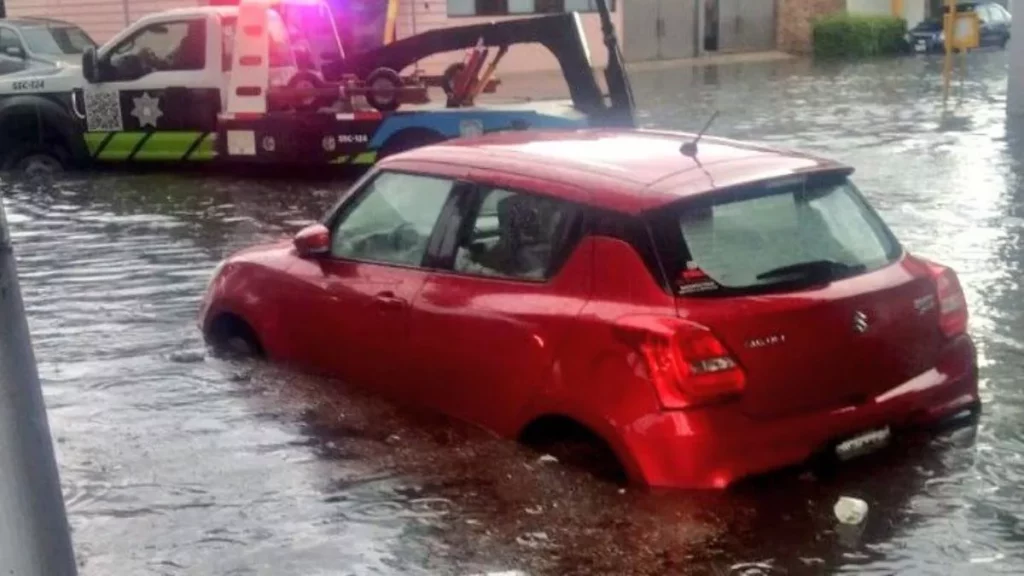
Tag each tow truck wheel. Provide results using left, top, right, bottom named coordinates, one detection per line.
left=3, top=145, right=65, bottom=177
left=365, top=67, right=403, bottom=113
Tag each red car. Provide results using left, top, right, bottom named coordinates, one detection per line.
left=198, top=129, right=980, bottom=489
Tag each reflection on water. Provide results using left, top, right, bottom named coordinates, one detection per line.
left=3, top=48, right=1023, bottom=575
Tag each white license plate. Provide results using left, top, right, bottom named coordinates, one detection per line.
left=835, top=426, right=891, bottom=461
left=915, top=41, right=926, bottom=52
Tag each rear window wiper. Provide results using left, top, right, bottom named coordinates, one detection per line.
left=756, top=259, right=867, bottom=282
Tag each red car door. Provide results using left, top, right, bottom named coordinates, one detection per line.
left=407, top=173, right=592, bottom=436
left=286, top=167, right=467, bottom=395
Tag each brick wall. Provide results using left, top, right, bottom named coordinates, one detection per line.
left=777, top=0, right=844, bottom=54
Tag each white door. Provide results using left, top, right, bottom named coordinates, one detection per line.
left=83, top=16, right=221, bottom=135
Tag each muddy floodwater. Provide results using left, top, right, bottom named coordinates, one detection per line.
left=3, top=49, right=1023, bottom=575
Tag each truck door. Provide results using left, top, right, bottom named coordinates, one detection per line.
left=82, top=15, right=223, bottom=163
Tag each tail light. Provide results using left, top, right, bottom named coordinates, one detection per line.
left=614, top=315, right=746, bottom=410
left=925, top=260, right=969, bottom=338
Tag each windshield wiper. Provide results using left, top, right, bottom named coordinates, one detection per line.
left=756, top=259, right=867, bottom=282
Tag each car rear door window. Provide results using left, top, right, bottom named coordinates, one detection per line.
left=331, top=170, right=455, bottom=267
left=452, top=186, right=579, bottom=281
left=650, top=174, right=901, bottom=293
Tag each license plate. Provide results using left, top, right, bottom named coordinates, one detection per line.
left=915, top=41, right=926, bottom=52
left=834, top=426, right=891, bottom=461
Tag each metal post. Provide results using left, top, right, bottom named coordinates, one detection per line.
left=1009, top=0, right=1024, bottom=114
left=0, top=197, right=78, bottom=576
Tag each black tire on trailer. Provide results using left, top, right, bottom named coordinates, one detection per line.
left=364, top=67, right=403, bottom=112
left=377, top=128, right=446, bottom=160
left=286, top=71, right=330, bottom=112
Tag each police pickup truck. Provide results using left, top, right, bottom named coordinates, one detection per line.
left=0, top=0, right=633, bottom=175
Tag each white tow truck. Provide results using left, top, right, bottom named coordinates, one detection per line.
left=0, top=0, right=633, bottom=173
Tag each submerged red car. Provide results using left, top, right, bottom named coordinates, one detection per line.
left=198, top=129, right=980, bottom=489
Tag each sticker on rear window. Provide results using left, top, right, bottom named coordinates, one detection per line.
left=676, top=263, right=720, bottom=295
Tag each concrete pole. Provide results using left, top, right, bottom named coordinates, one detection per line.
left=0, top=198, right=78, bottom=576
left=1008, top=0, right=1024, bottom=114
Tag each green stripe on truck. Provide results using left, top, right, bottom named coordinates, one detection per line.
left=133, top=132, right=204, bottom=161
left=97, top=132, right=146, bottom=161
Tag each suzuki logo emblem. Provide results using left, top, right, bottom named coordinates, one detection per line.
left=853, top=311, right=870, bottom=334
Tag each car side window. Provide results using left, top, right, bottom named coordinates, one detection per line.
left=452, top=186, right=578, bottom=281
left=106, top=19, right=206, bottom=80
left=0, top=28, right=24, bottom=57
left=331, top=171, right=455, bottom=267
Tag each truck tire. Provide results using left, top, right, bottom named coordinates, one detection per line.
left=365, top=67, right=403, bottom=113
left=377, top=128, right=445, bottom=159
left=3, top=144, right=66, bottom=177
left=286, top=71, right=330, bottom=112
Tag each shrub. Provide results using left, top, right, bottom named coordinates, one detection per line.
left=813, top=13, right=908, bottom=59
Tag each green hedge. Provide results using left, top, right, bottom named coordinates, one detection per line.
left=813, top=13, right=908, bottom=59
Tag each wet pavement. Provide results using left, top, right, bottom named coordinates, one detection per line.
left=3, top=48, right=1023, bottom=575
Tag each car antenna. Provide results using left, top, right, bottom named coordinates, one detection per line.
left=680, top=110, right=719, bottom=158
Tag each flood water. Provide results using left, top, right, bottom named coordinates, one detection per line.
left=3, top=49, right=1023, bottom=575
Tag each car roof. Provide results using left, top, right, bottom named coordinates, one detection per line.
left=1, top=17, right=82, bottom=28
left=384, top=128, right=850, bottom=214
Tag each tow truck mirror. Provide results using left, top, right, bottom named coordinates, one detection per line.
left=82, top=47, right=99, bottom=83
left=293, top=223, right=330, bottom=257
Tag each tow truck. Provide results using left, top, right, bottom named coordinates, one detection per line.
left=0, top=0, right=634, bottom=174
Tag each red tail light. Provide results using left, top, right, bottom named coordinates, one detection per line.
left=925, top=260, right=969, bottom=338
left=614, top=315, right=746, bottom=409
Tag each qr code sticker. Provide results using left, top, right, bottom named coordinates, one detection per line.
left=83, top=87, right=123, bottom=132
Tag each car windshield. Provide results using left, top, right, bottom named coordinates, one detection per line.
left=651, top=174, right=901, bottom=294
left=20, top=25, right=95, bottom=55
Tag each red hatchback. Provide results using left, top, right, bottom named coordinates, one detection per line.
left=198, top=129, right=980, bottom=489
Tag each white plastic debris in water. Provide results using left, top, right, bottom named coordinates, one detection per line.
left=537, top=454, right=558, bottom=464
left=833, top=496, right=869, bottom=525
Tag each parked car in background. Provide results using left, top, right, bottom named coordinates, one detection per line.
left=0, top=17, right=96, bottom=74
left=907, top=0, right=1011, bottom=53
left=198, top=128, right=980, bottom=490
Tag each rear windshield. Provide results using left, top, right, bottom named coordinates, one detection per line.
left=649, top=174, right=902, bottom=295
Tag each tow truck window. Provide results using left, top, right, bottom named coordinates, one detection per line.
left=221, top=16, right=294, bottom=71
left=107, top=19, right=206, bottom=80
left=20, top=25, right=95, bottom=55
left=0, top=28, right=24, bottom=56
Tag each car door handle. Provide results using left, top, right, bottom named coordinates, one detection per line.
left=374, top=291, right=406, bottom=309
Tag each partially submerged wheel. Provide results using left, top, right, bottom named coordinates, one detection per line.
left=364, top=67, right=403, bottom=112
left=207, top=314, right=264, bottom=359
left=3, top=145, right=66, bottom=177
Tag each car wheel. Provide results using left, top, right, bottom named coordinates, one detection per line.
left=207, top=314, right=264, bottom=359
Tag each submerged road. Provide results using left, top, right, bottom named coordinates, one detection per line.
left=2, top=48, right=1022, bottom=575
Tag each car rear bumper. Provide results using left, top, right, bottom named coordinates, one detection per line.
left=622, top=334, right=979, bottom=489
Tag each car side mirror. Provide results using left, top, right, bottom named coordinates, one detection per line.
left=82, top=47, right=99, bottom=83
left=293, top=223, right=330, bottom=257
left=3, top=45, right=25, bottom=59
